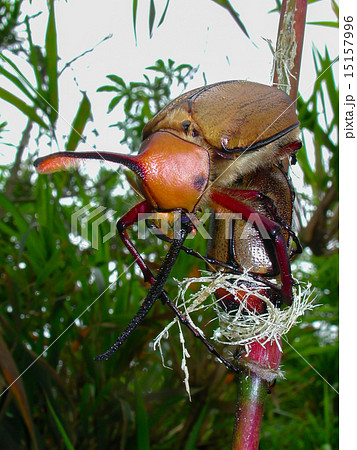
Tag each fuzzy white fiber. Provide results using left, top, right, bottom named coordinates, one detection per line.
left=153, top=270, right=315, bottom=396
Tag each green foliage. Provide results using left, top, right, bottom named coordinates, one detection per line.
left=0, top=0, right=22, bottom=51
left=209, top=0, right=249, bottom=37
left=132, top=0, right=249, bottom=41
left=65, top=92, right=92, bottom=151
left=297, top=46, right=338, bottom=256
left=97, top=59, right=197, bottom=151
left=0, top=115, right=7, bottom=137
left=0, top=0, right=92, bottom=145
left=0, top=2, right=58, bottom=131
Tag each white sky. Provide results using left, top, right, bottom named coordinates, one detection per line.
left=0, top=0, right=338, bottom=164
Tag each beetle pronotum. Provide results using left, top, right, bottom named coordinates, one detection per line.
left=35, top=80, right=302, bottom=368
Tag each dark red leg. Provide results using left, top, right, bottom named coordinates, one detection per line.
left=220, top=188, right=302, bottom=255
left=116, top=201, right=156, bottom=284
left=210, top=190, right=294, bottom=305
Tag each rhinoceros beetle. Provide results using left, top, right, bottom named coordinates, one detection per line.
left=34, top=80, right=302, bottom=368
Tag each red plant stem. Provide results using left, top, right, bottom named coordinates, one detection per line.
left=232, top=370, right=268, bottom=450
left=232, top=339, right=283, bottom=450
left=273, top=0, right=308, bottom=102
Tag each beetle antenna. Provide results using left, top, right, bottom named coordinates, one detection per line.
left=94, top=214, right=192, bottom=360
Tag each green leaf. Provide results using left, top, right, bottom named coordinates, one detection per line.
left=0, top=220, right=16, bottom=237
left=149, top=0, right=156, bottom=38
left=0, top=192, right=31, bottom=234
left=25, top=16, right=44, bottom=95
left=65, top=92, right=92, bottom=151
left=0, top=53, right=44, bottom=109
left=35, top=246, right=62, bottom=284
left=46, top=395, right=75, bottom=450
left=158, top=0, right=170, bottom=27
left=106, top=74, right=126, bottom=86
left=0, top=65, right=37, bottom=105
left=96, top=85, right=120, bottom=92
left=210, top=0, right=249, bottom=38
left=0, top=336, right=39, bottom=450
left=135, top=374, right=150, bottom=450
left=132, top=0, right=138, bottom=43
left=45, top=0, right=59, bottom=124
left=307, top=21, right=339, bottom=28
left=107, top=95, right=121, bottom=113
left=0, top=192, right=46, bottom=271
left=185, top=402, right=209, bottom=449
left=0, top=87, right=48, bottom=129
left=331, top=0, right=339, bottom=19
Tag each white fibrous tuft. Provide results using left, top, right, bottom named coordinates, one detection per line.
left=153, top=270, right=316, bottom=396
left=176, top=271, right=315, bottom=348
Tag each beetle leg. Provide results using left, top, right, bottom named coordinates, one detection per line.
left=210, top=190, right=294, bottom=305
left=116, top=201, right=156, bottom=284
left=220, top=188, right=302, bottom=256
left=145, top=218, right=284, bottom=296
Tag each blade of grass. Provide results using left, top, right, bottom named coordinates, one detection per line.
left=132, top=0, right=138, bottom=43
left=158, top=0, right=170, bottom=27
left=25, top=16, right=44, bottom=95
left=65, top=92, right=92, bottom=150
left=135, top=373, right=150, bottom=450
left=0, top=87, right=48, bottom=128
left=210, top=0, right=249, bottom=38
left=45, top=0, right=59, bottom=124
left=0, top=335, right=39, bottom=450
left=149, top=0, right=156, bottom=38
left=46, top=395, right=75, bottom=450
left=184, top=402, right=209, bottom=450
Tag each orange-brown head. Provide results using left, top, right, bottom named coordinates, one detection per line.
left=135, top=132, right=209, bottom=211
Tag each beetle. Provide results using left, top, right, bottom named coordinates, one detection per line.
left=34, top=80, right=301, bottom=365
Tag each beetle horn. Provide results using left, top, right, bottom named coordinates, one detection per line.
left=34, top=150, right=144, bottom=176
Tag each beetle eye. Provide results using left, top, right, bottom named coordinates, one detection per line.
left=181, top=120, right=191, bottom=133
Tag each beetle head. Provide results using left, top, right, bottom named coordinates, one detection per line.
left=136, top=132, right=210, bottom=211
left=34, top=131, right=210, bottom=213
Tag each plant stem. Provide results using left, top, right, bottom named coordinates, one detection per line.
left=232, top=339, right=282, bottom=450
left=232, top=368, right=268, bottom=450
left=273, top=0, right=308, bottom=101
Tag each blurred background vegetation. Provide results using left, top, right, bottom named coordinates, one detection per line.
left=0, top=0, right=338, bottom=448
